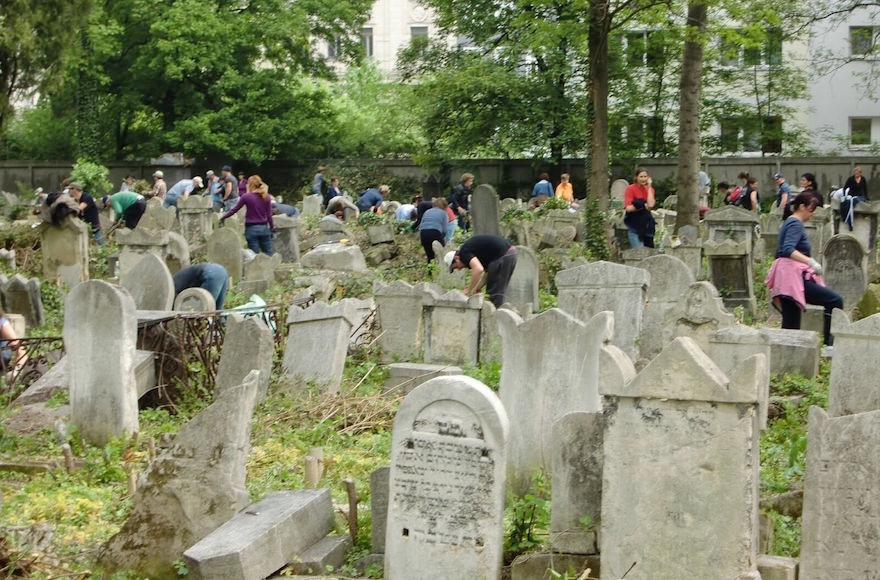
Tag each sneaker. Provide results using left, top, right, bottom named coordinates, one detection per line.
left=821, top=345, right=834, bottom=358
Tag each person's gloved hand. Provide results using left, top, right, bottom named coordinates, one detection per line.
left=808, top=258, right=822, bottom=274
left=632, top=198, right=646, bottom=210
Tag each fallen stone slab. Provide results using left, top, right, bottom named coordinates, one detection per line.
left=285, top=535, right=351, bottom=575
left=759, top=328, right=820, bottom=378
left=184, top=489, right=334, bottom=580
left=383, top=362, right=463, bottom=395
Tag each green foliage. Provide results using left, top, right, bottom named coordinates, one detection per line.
left=356, top=212, right=387, bottom=226
left=504, top=470, right=551, bottom=561
left=581, top=196, right=609, bottom=261
left=536, top=197, right=569, bottom=212
left=464, top=360, right=501, bottom=392
left=70, top=159, right=113, bottom=196
left=172, top=559, right=189, bottom=576
left=539, top=289, right=558, bottom=311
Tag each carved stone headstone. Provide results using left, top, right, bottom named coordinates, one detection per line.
left=207, top=228, right=243, bottom=284
left=116, top=227, right=169, bottom=280
left=138, top=199, right=178, bottom=232
left=64, top=281, right=138, bottom=446
left=2, top=274, right=45, bottom=328
left=385, top=375, right=509, bottom=580
left=40, top=217, right=89, bottom=284
left=273, top=214, right=301, bottom=263
left=827, top=310, right=880, bottom=417
left=215, top=313, right=274, bottom=400
left=609, top=179, right=629, bottom=208
left=666, top=281, right=735, bottom=354
left=638, top=254, right=695, bottom=361
left=423, top=289, right=482, bottom=365
left=120, top=253, right=175, bottom=311
left=471, top=184, right=501, bottom=237
left=303, top=195, right=323, bottom=216
left=374, top=281, right=436, bottom=363
left=240, top=253, right=281, bottom=295
left=177, top=194, right=213, bottom=249
left=703, top=238, right=756, bottom=315
left=822, top=234, right=867, bottom=311
left=173, top=288, right=216, bottom=312
left=505, top=245, right=539, bottom=314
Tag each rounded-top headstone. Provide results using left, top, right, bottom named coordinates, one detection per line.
left=174, top=288, right=217, bottom=312
left=121, top=253, right=175, bottom=311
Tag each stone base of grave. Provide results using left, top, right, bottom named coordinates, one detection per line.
left=383, top=363, right=463, bottom=395
left=801, top=304, right=824, bottom=335
left=757, top=554, right=798, bottom=580
left=184, top=489, right=334, bottom=580
left=284, top=535, right=351, bottom=575
left=301, top=244, right=368, bottom=272
left=510, top=552, right=600, bottom=580
left=760, top=328, right=820, bottom=377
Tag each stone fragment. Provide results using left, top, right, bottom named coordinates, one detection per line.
left=215, top=313, right=274, bottom=400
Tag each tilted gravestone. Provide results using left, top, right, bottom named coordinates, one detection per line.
left=665, top=280, right=735, bottom=355
left=241, top=252, right=281, bottom=295
left=137, top=199, right=178, bottom=232
left=40, top=217, right=89, bottom=284
left=215, top=313, right=274, bottom=401
left=471, top=184, right=501, bottom=236
left=708, top=325, right=771, bottom=429
left=497, top=308, right=613, bottom=493
left=385, top=375, right=509, bottom=580
left=505, top=245, right=539, bottom=314
left=164, top=231, right=190, bottom=274
left=99, top=371, right=260, bottom=578
left=120, top=253, right=175, bottom=311
left=822, top=233, right=867, bottom=311
left=827, top=310, right=880, bottom=417
left=2, top=274, right=45, bottom=328
left=116, top=227, right=169, bottom=280
left=600, top=338, right=764, bottom=580
left=800, top=406, right=880, bottom=580
left=555, top=261, right=648, bottom=361
left=65, top=280, right=138, bottom=446
left=207, top=227, right=244, bottom=284
left=303, top=195, right=323, bottom=216
left=300, top=243, right=368, bottom=272
left=638, top=254, right=695, bottom=361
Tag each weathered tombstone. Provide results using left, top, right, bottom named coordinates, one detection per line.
left=759, top=327, right=821, bottom=378
left=282, top=300, right=359, bottom=393
left=609, top=179, right=628, bottom=208
left=120, top=253, right=175, bottom=311
left=505, top=245, right=539, bottom=314
left=2, top=274, right=45, bottom=328
left=704, top=205, right=760, bottom=253
left=703, top=238, right=756, bottom=314
left=600, top=338, right=764, bottom=580
left=177, top=194, right=213, bottom=249
left=801, top=406, right=880, bottom=580
left=471, top=184, right=501, bottom=236
left=240, top=252, right=282, bottom=295
left=479, top=300, right=502, bottom=364
left=827, top=310, right=880, bottom=417
left=431, top=240, right=467, bottom=287
left=273, top=214, right=301, bottom=263
left=164, top=231, right=190, bottom=274
left=303, top=195, right=323, bottom=216
left=822, top=234, right=867, bottom=310
left=367, top=222, right=395, bottom=245
left=550, top=412, right=602, bottom=555
left=374, top=281, right=436, bottom=363
left=207, top=227, right=243, bottom=284
left=40, top=218, right=90, bottom=284
left=99, top=371, right=260, bottom=578
left=638, top=254, right=695, bottom=361
left=668, top=224, right=703, bottom=280
left=423, top=289, right=482, bottom=364
left=116, top=227, right=170, bottom=280
left=856, top=283, right=880, bottom=318
left=371, top=466, right=390, bottom=554
left=173, top=288, right=216, bottom=312
left=708, top=325, right=772, bottom=429
left=0, top=248, right=15, bottom=271
left=497, top=308, right=613, bottom=492
left=137, top=198, right=178, bottom=232
left=300, top=243, right=368, bottom=272
left=385, top=375, right=509, bottom=580
left=64, top=281, right=138, bottom=446
left=384, top=363, right=463, bottom=395
left=215, top=313, right=274, bottom=401
left=555, top=261, right=648, bottom=361
left=830, top=198, right=879, bottom=263
left=621, top=246, right=659, bottom=268
left=665, top=281, right=735, bottom=354
left=318, top=214, right=347, bottom=243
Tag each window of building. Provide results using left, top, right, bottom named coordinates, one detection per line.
left=851, top=118, right=872, bottom=146
left=851, top=26, right=876, bottom=56
left=719, top=116, right=782, bottom=153
left=763, top=116, right=783, bottom=154
left=625, top=31, right=667, bottom=68
left=361, top=27, right=373, bottom=57
left=327, top=36, right=341, bottom=59
left=719, top=28, right=783, bottom=67
left=411, top=26, right=428, bottom=40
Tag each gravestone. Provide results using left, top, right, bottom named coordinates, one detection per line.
left=138, top=200, right=178, bottom=232
left=303, top=195, right=323, bottom=216
left=374, top=281, right=436, bottom=363
left=367, top=223, right=395, bottom=245
left=241, top=252, right=282, bottom=295
left=384, top=363, right=463, bottom=395
left=704, top=205, right=760, bottom=254
left=497, top=308, right=613, bottom=493
left=666, top=281, right=736, bottom=354
left=639, top=254, right=695, bottom=361
left=0, top=248, right=15, bottom=271
left=116, top=227, right=169, bottom=280
left=479, top=300, right=502, bottom=364
left=759, top=327, right=821, bottom=378
left=471, top=184, right=501, bottom=236
left=282, top=299, right=360, bottom=393
left=173, top=288, right=216, bottom=311
left=505, top=245, right=539, bottom=314
left=827, top=310, right=880, bottom=417
left=319, top=215, right=347, bottom=243
left=550, top=412, right=602, bottom=555
left=856, top=283, right=880, bottom=317
left=40, top=217, right=89, bottom=284
left=555, top=261, right=648, bottom=361
left=120, top=253, right=175, bottom=311
left=207, top=227, right=244, bottom=284
left=371, top=466, right=390, bottom=554
left=431, top=240, right=467, bottom=287
left=177, top=194, right=213, bottom=249
left=609, top=179, right=628, bottom=208
left=600, top=338, right=764, bottom=580
left=300, top=243, right=368, bottom=272
left=668, top=224, right=703, bottom=280
left=64, top=281, right=138, bottom=446
left=830, top=198, right=878, bottom=262
left=423, top=289, right=482, bottom=365
left=215, top=313, right=274, bottom=401
left=822, top=234, right=867, bottom=310
left=800, top=406, right=880, bottom=580
left=2, top=274, right=45, bottom=328
left=273, top=214, right=301, bottom=263
left=703, top=238, right=756, bottom=314
left=708, top=325, right=772, bottom=429
left=164, top=231, right=190, bottom=274
left=99, top=371, right=260, bottom=578
left=621, top=246, right=660, bottom=268
left=385, top=375, right=509, bottom=580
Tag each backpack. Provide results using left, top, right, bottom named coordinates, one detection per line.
left=725, top=186, right=743, bottom=206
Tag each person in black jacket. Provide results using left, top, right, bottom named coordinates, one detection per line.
left=844, top=166, right=869, bottom=200
left=447, top=172, right=474, bottom=231
left=445, top=234, right=517, bottom=307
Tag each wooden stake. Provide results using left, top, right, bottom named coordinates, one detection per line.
left=344, top=478, right=358, bottom=543
left=61, top=443, right=74, bottom=473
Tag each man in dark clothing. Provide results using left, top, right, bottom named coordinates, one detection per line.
left=447, top=172, right=474, bottom=231
left=445, top=234, right=517, bottom=308
left=172, top=263, right=229, bottom=310
left=68, top=182, right=103, bottom=245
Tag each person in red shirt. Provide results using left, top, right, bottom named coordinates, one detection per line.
left=623, top=167, right=656, bottom=248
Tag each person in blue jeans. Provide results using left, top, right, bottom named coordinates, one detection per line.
left=220, top=175, right=274, bottom=256
left=172, top=263, right=229, bottom=310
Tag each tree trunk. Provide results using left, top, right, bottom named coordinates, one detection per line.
left=587, top=0, right=611, bottom=213
left=674, top=1, right=707, bottom=233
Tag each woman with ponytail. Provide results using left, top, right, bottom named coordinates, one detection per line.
left=221, top=174, right=275, bottom=256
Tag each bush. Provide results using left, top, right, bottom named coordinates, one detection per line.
left=70, top=159, right=113, bottom=196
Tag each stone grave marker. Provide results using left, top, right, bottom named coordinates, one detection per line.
left=800, top=406, right=880, bottom=580
left=639, top=254, right=695, bottom=361
left=173, top=288, right=216, bottom=312
left=505, top=245, right=539, bottom=314
left=207, top=227, right=243, bottom=284
left=822, top=233, right=867, bottom=310
left=0, top=248, right=15, bottom=271
left=374, top=281, right=436, bottom=363
left=621, top=246, right=660, bottom=268
left=2, top=274, right=45, bottom=328
left=120, top=253, right=175, bottom=311
left=367, top=222, right=395, bottom=245
left=164, top=231, right=190, bottom=274
left=100, top=371, right=259, bottom=578
left=319, top=214, right=347, bottom=243
left=609, top=179, right=628, bottom=208
left=827, top=310, right=880, bottom=417
left=423, top=289, right=482, bottom=365
left=303, top=195, right=323, bottom=216
left=555, top=261, right=648, bottom=361
left=498, top=308, right=613, bottom=492
left=759, top=327, right=820, bottom=378
left=215, top=312, right=274, bottom=401
left=665, top=280, right=735, bottom=354
left=273, top=214, right=301, bottom=263
left=40, top=217, right=89, bottom=284
left=471, top=184, right=501, bottom=236
left=177, top=194, right=213, bottom=248
left=600, top=338, right=764, bottom=580
left=300, top=243, right=368, bottom=272
left=64, top=281, right=138, bottom=446
left=241, top=252, right=281, bottom=295
left=371, top=466, right=390, bottom=554
left=385, top=375, right=509, bottom=580
left=703, top=238, right=756, bottom=314
left=138, top=198, right=178, bottom=232
left=116, top=227, right=169, bottom=279
left=708, top=325, right=771, bottom=429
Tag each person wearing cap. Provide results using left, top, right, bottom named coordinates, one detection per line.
left=151, top=170, right=167, bottom=200
left=103, top=190, right=147, bottom=230
left=220, top=165, right=239, bottom=211
left=68, top=182, right=103, bottom=245
left=445, top=234, right=517, bottom=308
left=773, top=172, right=791, bottom=211
left=163, top=176, right=204, bottom=209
